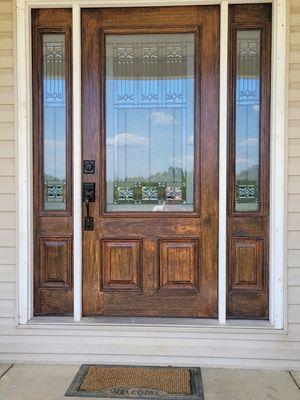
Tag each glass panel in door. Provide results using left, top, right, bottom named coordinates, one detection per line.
left=105, top=33, right=195, bottom=212
left=42, top=33, right=67, bottom=211
left=235, top=30, right=261, bottom=212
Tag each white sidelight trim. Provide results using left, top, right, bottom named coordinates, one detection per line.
left=16, top=0, right=34, bottom=325
left=72, top=3, right=82, bottom=322
left=269, top=0, right=287, bottom=330
left=218, top=0, right=228, bottom=325
left=16, top=0, right=285, bottom=330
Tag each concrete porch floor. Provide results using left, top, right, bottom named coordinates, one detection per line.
left=0, top=364, right=299, bottom=400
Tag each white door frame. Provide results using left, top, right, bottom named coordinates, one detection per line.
left=16, top=0, right=286, bottom=330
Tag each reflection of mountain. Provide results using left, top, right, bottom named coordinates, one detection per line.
left=238, top=164, right=259, bottom=180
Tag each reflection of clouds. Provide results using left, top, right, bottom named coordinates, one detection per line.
left=236, top=157, right=257, bottom=165
left=151, top=111, right=174, bottom=126
left=187, top=134, right=194, bottom=145
left=238, top=138, right=258, bottom=147
left=252, top=104, right=260, bottom=113
left=185, top=154, right=194, bottom=165
left=44, top=138, right=66, bottom=179
left=107, top=132, right=149, bottom=146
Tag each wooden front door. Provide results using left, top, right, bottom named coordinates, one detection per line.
left=81, top=6, right=220, bottom=317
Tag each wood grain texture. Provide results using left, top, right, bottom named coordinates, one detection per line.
left=229, top=238, right=264, bottom=291
left=32, top=9, right=73, bottom=315
left=227, top=4, right=271, bottom=319
left=39, top=237, right=72, bottom=290
left=159, top=240, right=198, bottom=291
left=82, top=6, right=220, bottom=317
left=101, top=239, right=142, bottom=291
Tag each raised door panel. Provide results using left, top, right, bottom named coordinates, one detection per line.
left=39, top=237, right=72, bottom=289
left=230, top=238, right=264, bottom=291
left=159, top=240, right=198, bottom=290
left=102, top=239, right=142, bottom=291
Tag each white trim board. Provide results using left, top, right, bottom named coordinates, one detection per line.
left=16, top=0, right=286, bottom=331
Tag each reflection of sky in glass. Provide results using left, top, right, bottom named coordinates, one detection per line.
left=235, top=29, right=261, bottom=212
left=42, top=33, right=67, bottom=210
left=106, top=79, right=194, bottom=182
left=105, top=33, right=195, bottom=211
left=235, top=77, right=260, bottom=179
left=43, top=33, right=67, bottom=183
left=43, top=78, right=259, bottom=180
left=43, top=81, right=66, bottom=180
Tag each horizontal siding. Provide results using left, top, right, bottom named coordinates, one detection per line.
left=0, top=86, right=13, bottom=104
left=0, top=247, right=15, bottom=265
left=0, top=2, right=12, bottom=13
left=0, top=50, right=13, bottom=68
left=0, top=265, right=15, bottom=282
left=288, top=176, right=300, bottom=193
left=288, top=287, right=300, bottom=305
left=0, top=230, right=15, bottom=247
left=288, top=305, right=300, bottom=324
left=0, top=123, right=14, bottom=140
left=0, top=177, right=14, bottom=194
left=288, top=250, right=300, bottom=268
left=0, top=141, right=14, bottom=158
left=288, top=213, right=300, bottom=230
left=0, top=212, right=15, bottom=229
left=0, top=105, right=14, bottom=121
left=288, top=3, right=300, bottom=328
left=0, top=158, right=14, bottom=175
left=0, top=195, right=16, bottom=211
left=0, top=16, right=12, bottom=34
left=0, top=283, right=15, bottom=300
left=0, top=0, right=15, bottom=323
left=288, top=267, right=300, bottom=286
left=0, top=300, right=14, bottom=317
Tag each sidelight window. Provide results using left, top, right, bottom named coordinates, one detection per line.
left=42, top=34, right=67, bottom=210
left=234, top=30, right=261, bottom=212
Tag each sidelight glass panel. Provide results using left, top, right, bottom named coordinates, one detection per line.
left=42, top=34, right=67, bottom=210
left=105, top=33, right=195, bottom=212
left=235, top=30, right=261, bottom=212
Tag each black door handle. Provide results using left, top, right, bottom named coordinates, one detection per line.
left=83, top=183, right=95, bottom=231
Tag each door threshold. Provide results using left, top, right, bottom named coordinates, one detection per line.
left=26, top=315, right=273, bottom=330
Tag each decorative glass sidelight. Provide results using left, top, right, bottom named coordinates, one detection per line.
left=235, top=30, right=261, bottom=212
left=105, top=33, right=195, bottom=212
left=42, top=34, right=67, bottom=210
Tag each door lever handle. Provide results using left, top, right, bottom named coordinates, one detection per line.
left=83, top=183, right=95, bottom=231
left=85, top=195, right=90, bottom=218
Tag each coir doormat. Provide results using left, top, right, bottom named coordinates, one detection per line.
left=65, top=364, right=203, bottom=399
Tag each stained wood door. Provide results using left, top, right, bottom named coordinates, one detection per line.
left=82, top=6, right=220, bottom=317
left=32, top=9, right=73, bottom=315
left=227, top=4, right=271, bottom=319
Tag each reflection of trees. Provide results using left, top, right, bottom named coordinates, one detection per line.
left=237, top=164, right=259, bottom=180
left=107, top=166, right=194, bottom=204
left=108, top=166, right=187, bottom=183
left=44, top=173, right=65, bottom=182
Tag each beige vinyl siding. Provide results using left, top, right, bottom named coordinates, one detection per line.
left=288, top=0, right=300, bottom=332
left=0, top=0, right=15, bottom=328
left=0, top=0, right=299, bottom=368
